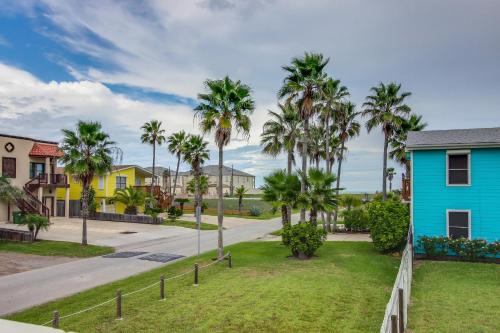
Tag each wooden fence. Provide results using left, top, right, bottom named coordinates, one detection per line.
left=0, top=228, right=33, bottom=242
left=380, top=232, right=413, bottom=333
left=89, top=212, right=163, bottom=224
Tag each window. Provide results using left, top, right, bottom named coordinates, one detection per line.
left=447, top=151, right=470, bottom=185
left=447, top=210, right=470, bottom=239
left=135, top=178, right=142, bottom=186
left=116, top=176, right=126, bottom=189
left=2, top=157, right=16, bottom=178
left=98, top=176, right=104, bottom=190
left=29, top=162, right=45, bottom=178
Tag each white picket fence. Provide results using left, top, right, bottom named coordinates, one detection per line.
left=380, top=237, right=413, bottom=333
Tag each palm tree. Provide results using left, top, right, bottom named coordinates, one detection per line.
left=261, top=102, right=301, bottom=175
left=279, top=52, right=329, bottom=222
left=308, top=125, right=325, bottom=168
left=389, top=114, right=427, bottom=176
left=298, top=168, right=338, bottom=225
left=186, top=175, right=209, bottom=198
left=195, top=76, right=255, bottom=258
left=141, top=120, right=166, bottom=196
left=60, top=121, right=115, bottom=245
left=340, top=194, right=362, bottom=211
left=0, top=175, right=23, bottom=221
left=234, top=185, right=247, bottom=214
left=113, top=186, right=146, bottom=215
left=261, top=170, right=301, bottom=225
left=362, top=82, right=411, bottom=200
left=320, top=77, right=349, bottom=173
left=167, top=130, right=188, bottom=199
left=332, top=102, right=361, bottom=228
left=386, top=167, right=396, bottom=192
left=182, top=134, right=210, bottom=226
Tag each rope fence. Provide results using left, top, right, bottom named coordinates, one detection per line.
left=42, top=252, right=231, bottom=328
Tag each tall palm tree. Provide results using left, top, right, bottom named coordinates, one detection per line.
left=141, top=120, right=166, bottom=196
left=298, top=168, right=338, bottom=225
left=389, top=114, right=427, bottom=176
left=320, top=77, right=349, bottom=173
left=195, top=76, right=255, bottom=258
left=235, top=185, right=247, bottom=214
left=362, top=82, right=411, bottom=200
left=261, top=170, right=301, bottom=225
left=279, top=52, right=329, bottom=222
left=60, top=121, right=115, bottom=245
left=182, top=134, right=209, bottom=246
left=113, top=186, right=146, bottom=215
left=261, top=102, right=301, bottom=175
left=333, top=102, right=361, bottom=228
left=167, top=130, right=188, bottom=199
left=308, top=125, right=325, bottom=168
left=386, top=167, right=396, bottom=191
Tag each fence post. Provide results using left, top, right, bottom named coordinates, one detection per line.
left=116, top=289, right=122, bottom=320
left=398, top=288, right=404, bottom=333
left=52, top=310, right=59, bottom=328
left=228, top=252, right=232, bottom=268
left=194, top=263, right=199, bottom=286
left=391, top=314, right=398, bottom=333
left=160, top=274, right=165, bottom=300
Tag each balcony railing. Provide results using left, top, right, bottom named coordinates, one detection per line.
left=402, top=174, right=411, bottom=201
left=26, top=173, right=68, bottom=191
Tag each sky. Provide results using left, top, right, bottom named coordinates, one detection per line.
left=0, top=0, right=499, bottom=191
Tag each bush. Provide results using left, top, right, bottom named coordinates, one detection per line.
left=448, top=238, right=488, bottom=261
left=145, top=206, right=162, bottom=218
left=282, top=222, right=326, bottom=259
left=249, top=206, right=262, bottom=216
left=20, top=213, right=49, bottom=241
left=487, top=241, right=500, bottom=256
left=367, top=200, right=409, bottom=252
left=342, top=208, right=369, bottom=231
left=167, top=206, right=183, bottom=221
left=418, top=236, right=449, bottom=258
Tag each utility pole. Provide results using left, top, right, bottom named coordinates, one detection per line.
left=230, top=164, right=234, bottom=196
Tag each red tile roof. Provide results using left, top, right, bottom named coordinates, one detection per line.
left=29, top=143, right=64, bottom=158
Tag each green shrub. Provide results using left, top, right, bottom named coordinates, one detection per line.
left=167, top=206, right=183, bottom=221
left=367, top=200, right=409, bottom=252
left=20, top=213, right=49, bottom=241
left=249, top=207, right=262, bottom=216
left=342, top=208, right=369, bottom=231
left=448, top=238, right=488, bottom=261
left=487, top=241, right=500, bottom=256
left=145, top=206, right=162, bottom=218
left=418, top=236, right=449, bottom=258
left=282, top=222, right=327, bottom=258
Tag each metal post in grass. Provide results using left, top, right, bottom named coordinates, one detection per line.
left=160, top=274, right=165, bottom=300
left=116, top=289, right=122, bottom=320
left=194, top=263, right=199, bottom=286
left=390, top=314, right=398, bottom=333
left=52, top=311, right=59, bottom=328
left=398, top=288, right=404, bottom=333
left=228, top=251, right=232, bottom=268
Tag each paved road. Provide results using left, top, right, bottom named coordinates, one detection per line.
left=0, top=215, right=291, bottom=316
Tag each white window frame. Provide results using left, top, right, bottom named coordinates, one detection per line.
left=446, top=209, right=471, bottom=239
left=446, top=150, right=471, bottom=186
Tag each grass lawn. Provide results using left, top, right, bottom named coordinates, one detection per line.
left=0, top=240, right=114, bottom=257
left=409, top=260, right=500, bottom=332
left=162, top=219, right=218, bottom=230
left=7, top=242, right=399, bottom=332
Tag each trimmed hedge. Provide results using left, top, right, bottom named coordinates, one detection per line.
left=282, top=222, right=326, bottom=258
left=367, top=199, right=409, bottom=253
left=418, top=236, right=500, bottom=261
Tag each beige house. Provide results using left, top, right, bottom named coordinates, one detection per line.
left=0, top=134, right=70, bottom=222
left=146, top=165, right=255, bottom=198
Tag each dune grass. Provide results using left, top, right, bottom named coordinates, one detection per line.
left=6, top=242, right=398, bottom=332
left=0, top=240, right=113, bottom=257
left=409, top=260, right=500, bottom=332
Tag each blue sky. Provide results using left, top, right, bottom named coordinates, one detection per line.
left=1, top=0, right=499, bottom=191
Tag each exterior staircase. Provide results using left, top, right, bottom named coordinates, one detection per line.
left=15, top=175, right=50, bottom=220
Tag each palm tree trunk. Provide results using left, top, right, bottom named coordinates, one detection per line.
left=81, top=185, right=89, bottom=246
left=382, top=134, right=389, bottom=200
left=217, top=146, right=224, bottom=259
left=300, top=119, right=309, bottom=223
left=195, top=169, right=201, bottom=256
left=172, top=155, right=181, bottom=198
left=325, top=118, right=332, bottom=232
left=151, top=143, right=156, bottom=206
left=238, top=196, right=242, bottom=214
left=389, top=179, right=393, bottom=192
left=281, top=205, right=288, bottom=226
left=287, top=151, right=293, bottom=224
left=333, top=141, right=345, bottom=231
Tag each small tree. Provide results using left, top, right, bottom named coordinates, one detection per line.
left=20, top=214, right=49, bottom=241
left=235, top=186, right=247, bottom=214
left=386, top=167, right=396, bottom=192
left=261, top=170, right=301, bottom=225
left=113, top=186, right=146, bottom=215
left=0, top=176, right=24, bottom=220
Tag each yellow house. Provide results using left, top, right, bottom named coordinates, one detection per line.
left=56, top=165, right=155, bottom=215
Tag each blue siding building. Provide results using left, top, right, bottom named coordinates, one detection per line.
left=407, top=127, right=500, bottom=250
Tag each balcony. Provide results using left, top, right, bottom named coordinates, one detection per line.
left=402, top=174, right=410, bottom=201
left=26, top=173, right=69, bottom=191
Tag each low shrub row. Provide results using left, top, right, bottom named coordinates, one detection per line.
left=418, top=236, right=500, bottom=261
left=342, top=208, right=369, bottom=231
